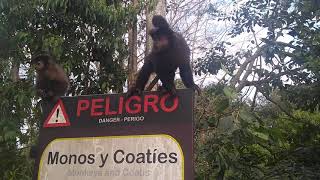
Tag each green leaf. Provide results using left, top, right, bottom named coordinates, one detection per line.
left=4, top=131, right=17, bottom=140
left=239, top=109, right=256, bottom=123
left=101, top=82, right=107, bottom=90
left=221, top=63, right=231, bottom=75
left=223, top=86, right=237, bottom=99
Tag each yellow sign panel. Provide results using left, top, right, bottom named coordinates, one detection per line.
left=38, top=135, right=184, bottom=180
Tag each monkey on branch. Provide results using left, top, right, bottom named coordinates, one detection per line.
left=127, top=15, right=201, bottom=97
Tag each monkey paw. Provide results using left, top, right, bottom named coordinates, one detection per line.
left=126, top=87, right=142, bottom=98
left=159, top=87, right=177, bottom=100
left=36, top=89, right=46, bottom=97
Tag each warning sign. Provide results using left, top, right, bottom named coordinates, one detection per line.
left=43, top=99, right=70, bottom=128
left=34, top=89, right=194, bottom=180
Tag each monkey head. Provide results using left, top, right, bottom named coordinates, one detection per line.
left=150, top=32, right=170, bottom=52
left=149, top=15, right=174, bottom=53
left=152, top=15, right=170, bottom=30
left=31, top=54, right=51, bottom=71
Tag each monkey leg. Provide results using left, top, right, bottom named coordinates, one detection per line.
left=29, top=145, right=38, bottom=159
left=179, top=63, right=201, bottom=95
left=38, top=89, right=59, bottom=102
left=157, top=85, right=177, bottom=97
left=37, top=89, right=52, bottom=101
left=43, top=80, right=68, bottom=102
left=158, top=71, right=177, bottom=98
left=162, top=86, right=178, bottom=102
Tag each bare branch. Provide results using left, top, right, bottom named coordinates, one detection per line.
left=230, top=44, right=268, bottom=88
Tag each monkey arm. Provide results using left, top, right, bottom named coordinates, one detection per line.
left=126, top=59, right=154, bottom=98
left=135, top=59, right=154, bottom=91
left=179, top=63, right=196, bottom=87
left=179, top=63, right=201, bottom=94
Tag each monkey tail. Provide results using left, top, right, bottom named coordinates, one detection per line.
left=194, top=84, right=201, bottom=96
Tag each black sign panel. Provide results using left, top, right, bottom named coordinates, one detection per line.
left=33, top=89, right=194, bottom=180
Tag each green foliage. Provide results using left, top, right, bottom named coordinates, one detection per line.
left=0, top=0, right=142, bottom=178
left=0, top=0, right=141, bottom=94
left=1, top=0, right=319, bottom=179
left=197, top=0, right=320, bottom=93
left=0, top=79, right=35, bottom=179
left=195, top=0, right=320, bottom=178
left=195, top=88, right=320, bottom=179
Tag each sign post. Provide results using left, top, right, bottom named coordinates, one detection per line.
left=34, top=89, right=194, bottom=180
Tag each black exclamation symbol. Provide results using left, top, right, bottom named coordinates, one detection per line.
left=56, top=108, right=59, bottom=123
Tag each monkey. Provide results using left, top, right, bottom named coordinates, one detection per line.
left=31, top=53, right=69, bottom=102
left=29, top=53, right=69, bottom=159
left=127, top=15, right=201, bottom=97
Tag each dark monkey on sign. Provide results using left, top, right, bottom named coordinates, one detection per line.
left=31, top=53, right=69, bottom=102
left=127, top=15, right=200, bottom=97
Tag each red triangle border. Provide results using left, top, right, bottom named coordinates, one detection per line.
left=43, top=99, right=71, bottom=128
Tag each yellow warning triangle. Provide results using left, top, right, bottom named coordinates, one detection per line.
left=43, top=99, right=70, bottom=128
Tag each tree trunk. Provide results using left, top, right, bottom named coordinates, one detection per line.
left=145, top=0, right=166, bottom=90
left=127, top=0, right=138, bottom=89
left=10, top=60, right=19, bottom=82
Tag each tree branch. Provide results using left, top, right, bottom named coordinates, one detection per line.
left=230, top=44, right=268, bottom=88
left=255, top=86, right=295, bottom=119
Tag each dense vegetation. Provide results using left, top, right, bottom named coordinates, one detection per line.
left=0, top=0, right=319, bottom=179
left=0, top=0, right=141, bottom=179
left=194, top=0, right=320, bottom=179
